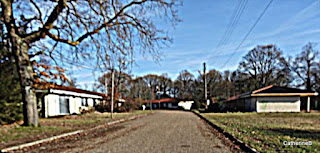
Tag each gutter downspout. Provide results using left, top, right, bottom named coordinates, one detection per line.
left=307, top=96, right=310, bottom=113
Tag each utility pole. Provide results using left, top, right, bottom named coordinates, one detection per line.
left=150, top=86, right=153, bottom=111
left=204, top=63, right=208, bottom=108
left=157, top=85, right=160, bottom=109
left=139, top=87, right=141, bottom=106
left=204, top=63, right=207, bottom=99
left=105, top=73, right=108, bottom=109
left=111, top=69, right=115, bottom=119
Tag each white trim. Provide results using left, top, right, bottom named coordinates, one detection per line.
left=50, top=89, right=103, bottom=99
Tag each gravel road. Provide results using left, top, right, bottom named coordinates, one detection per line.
left=27, top=111, right=233, bottom=153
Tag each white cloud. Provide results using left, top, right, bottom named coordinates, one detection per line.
left=72, top=73, right=94, bottom=78
left=77, top=80, right=96, bottom=85
left=255, top=1, right=320, bottom=40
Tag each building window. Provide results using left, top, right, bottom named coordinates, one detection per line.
left=93, top=99, right=97, bottom=106
left=59, top=96, right=70, bottom=114
left=81, top=98, right=88, bottom=106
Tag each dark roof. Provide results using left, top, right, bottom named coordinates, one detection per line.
left=224, top=85, right=318, bottom=102
left=37, top=85, right=105, bottom=97
left=253, top=85, right=313, bottom=94
left=225, top=95, right=240, bottom=102
left=144, top=98, right=179, bottom=104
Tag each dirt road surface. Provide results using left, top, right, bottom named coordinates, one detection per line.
left=26, top=111, right=233, bottom=153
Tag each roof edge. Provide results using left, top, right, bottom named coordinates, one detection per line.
left=252, top=85, right=273, bottom=94
left=251, top=92, right=318, bottom=97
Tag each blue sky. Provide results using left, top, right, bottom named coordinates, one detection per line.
left=72, top=0, right=320, bottom=90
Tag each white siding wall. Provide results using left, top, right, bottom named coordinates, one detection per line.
left=73, top=97, right=82, bottom=114
left=178, top=101, right=194, bottom=110
left=44, top=95, right=49, bottom=118
left=256, top=96, right=300, bottom=112
left=88, top=98, right=94, bottom=106
left=69, top=97, right=82, bottom=114
left=46, top=94, right=60, bottom=117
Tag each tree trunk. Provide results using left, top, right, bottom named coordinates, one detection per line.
left=12, top=37, right=39, bottom=127
left=307, top=64, right=311, bottom=91
left=307, top=77, right=311, bottom=91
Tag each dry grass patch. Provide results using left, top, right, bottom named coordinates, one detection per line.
left=201, top=112, right=320, bottom=153
left=0, top=110, right=151, bottom=149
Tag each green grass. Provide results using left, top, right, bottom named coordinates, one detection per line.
left=0, top=110, right=152, bottom=149
left=40, top=110, right=152, bottom=127
left=201, top=112, right=320, bottom=153
left=0, top=126, right=69, bottom=144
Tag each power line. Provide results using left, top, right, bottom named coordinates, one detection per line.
left=211, top=0, right=248, bottom=65
left=213, top=0, right=243, bottom=54
left=220, top=0, right=274, bottom=69
left=218, top=0, right=248, bottom=54
left=216, top=0, right=248, bottom=57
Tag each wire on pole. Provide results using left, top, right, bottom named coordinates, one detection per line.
left=221, top=0, right=274, bottom=69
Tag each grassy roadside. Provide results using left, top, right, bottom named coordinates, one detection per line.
left=0, top=110, right=152, bottom=149
left=200, top=112, right=320, bottom=153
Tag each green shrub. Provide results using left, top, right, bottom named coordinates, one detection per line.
left=191, top=100, right=201, bottom=110
left=0, top=101, right=23, bottom=124
left=0, top=47, right=23, bottom=124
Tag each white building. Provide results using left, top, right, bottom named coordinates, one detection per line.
left=222, top=85, right=318, bottom=113
left=144, top=98, right=179, bottom=109
left=178, top=101, right=194, bottom=110
left=144, top=98, right=194, bottom=110
left=36, top=86, right=104, bottom=117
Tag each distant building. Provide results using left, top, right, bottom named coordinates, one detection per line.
left=144, top=98, right=194, bottom=110
left=178, top=101, right=194, bottom=110
left=117, top=98, right=125, bottom=107
left=144, top=98, right=179, bottom=110
left=220, top=85, right=318, bottom=113
left=36, top=85, right=105, bottom=117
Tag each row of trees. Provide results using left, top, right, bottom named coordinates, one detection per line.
left=97, top=43, right=320, bottom=110
left=1, top=41, right=318, bottom=123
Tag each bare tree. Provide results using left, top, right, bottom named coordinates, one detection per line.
left=158, top=73, right=173, bottom=97
left=142, top=74, right=160, bottom=100
left=292, top=42, right=319, bottom=91
left=129, top=76, right=151, bottom=102
left=176, top=70, right=194, bottom=100
left=171, top=80, right=180, bottom=98
left=98, top=70, right=132, bottom=98
left=198, top=69, right=223, bottom=98
left=237, top=44, right=290, bottom=90
left=0, top=0, right=181, bottom=126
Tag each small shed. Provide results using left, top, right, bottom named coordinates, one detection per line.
left=223, top=85, right=318, bottom=113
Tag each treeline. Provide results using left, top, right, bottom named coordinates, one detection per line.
left=1, top=42, right=319, bottom=123
left=96, top=43, right=320, bottom=110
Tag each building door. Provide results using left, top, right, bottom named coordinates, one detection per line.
left=59, top=97, right=70, bottom=114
